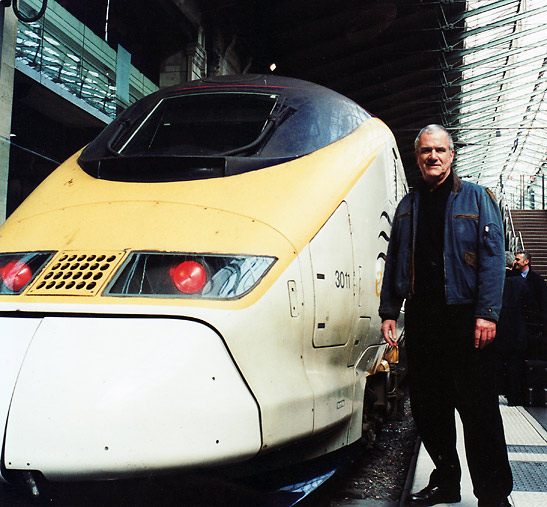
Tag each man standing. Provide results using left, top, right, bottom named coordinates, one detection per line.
left=379, top=124, right=512, bottom=506
left=492, top=252, right=529, bottom=405
left=513, top=250, right=547, bottom=360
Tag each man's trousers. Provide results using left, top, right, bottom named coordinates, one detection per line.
left=405, top=301, right=513, bottom=503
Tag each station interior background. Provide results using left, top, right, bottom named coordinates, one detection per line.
left=1, top=0, right=546, bottom=228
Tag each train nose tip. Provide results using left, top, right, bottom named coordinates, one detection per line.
left=1, top=316, right=261, bottom=481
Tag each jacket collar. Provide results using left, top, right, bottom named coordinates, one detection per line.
left=452, top=171, right=462, bottom=194
left=414, top=169, right=462, bottom=195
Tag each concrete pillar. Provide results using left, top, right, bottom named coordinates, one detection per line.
left=116, top=44, right=131, bottom=111
left=159, top=37, right=207, bottom=88
left=0, top=7, right=17, bottom=223
left=159, top=49, right=188, bottom=88
left=186, top=40, right=206, bottom=81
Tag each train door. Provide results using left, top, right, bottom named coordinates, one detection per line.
left=309, top=202, right=355, bottom=348
left=306, top=201, right=355, bottom=434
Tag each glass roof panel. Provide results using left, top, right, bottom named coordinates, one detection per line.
left=446, top=0, right=547, bottom=209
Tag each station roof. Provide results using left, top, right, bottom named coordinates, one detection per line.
left=33, top=0, right=547, bottom=207
left=242, top=0, right=464, bottom=186
left=239, top=0, right=547, bottom=208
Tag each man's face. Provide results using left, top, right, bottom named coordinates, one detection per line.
left=514, top=253, right=529, bottom=272
left=415, top=130, right=455, bottom=188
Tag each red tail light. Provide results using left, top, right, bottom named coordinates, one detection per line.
left=0, top=260, right=33, bottom=292
left=169, top=260, right=208, bottom=294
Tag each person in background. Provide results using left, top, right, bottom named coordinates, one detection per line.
left=379, top=124, right=512, bottom=506
left=493, top=252, right=529, bottom=405
left=513, top=250, right=547, bottom=360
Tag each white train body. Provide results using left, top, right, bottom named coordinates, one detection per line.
left=0, top=75, right=407, bottom=483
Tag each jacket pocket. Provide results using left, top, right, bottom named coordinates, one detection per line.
left=464, top=251, right=477, bottom=269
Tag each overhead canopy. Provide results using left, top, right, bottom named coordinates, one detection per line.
left=442, top=0, right=547, bottom=209
left=12, top=0, right=546, bottom=209
left=242, top=0, right=546, bottom=208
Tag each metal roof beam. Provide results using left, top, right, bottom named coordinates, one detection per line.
left=444, top=73, right=547, bottom=114
left=450, top=78, right=547, bottom=120
left=454, top=156, right=543, bottom=177
left=449, top=51, right=547, bottom=88
left=454, top=96, right=547, bottom=128
left=448, top=65, right=547, bottom=102
left=453, top=92, right=547, bottom=125
left=456, top=140, right=545, bottom=162
left=442, top=41, right=547, bottom=75
left=457, top=139, right=547, bottom=160
left=456, top=155, right=546, bottom=174
left=456, top=130, right=547, bottom=150
left=444, top=20, right=547, bottom=58
left=447, top=0, right=519, bottom=25
left=449, top=3, right=547, bottom=44
left=452, top=99, right=546, bottom=126
left=455, top=145, right=546, bottom=168
left=454, top=142, right=547, bottom=168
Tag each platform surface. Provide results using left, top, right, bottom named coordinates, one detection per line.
left=410, top=398, right=547, bottom=507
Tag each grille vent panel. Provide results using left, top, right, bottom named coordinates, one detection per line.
left=26, top=251, right=126, bottom=296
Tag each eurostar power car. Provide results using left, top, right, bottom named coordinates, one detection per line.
left=0, top=75, right=407, bottom=492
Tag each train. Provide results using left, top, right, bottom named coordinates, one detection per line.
left=0, top=75, right=407, bottom=494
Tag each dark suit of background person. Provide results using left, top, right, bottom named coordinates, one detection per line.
left=492, top=253, right=530, bottom=405
left=379, top=124, right=512, bottom=507
left=514, top=251, right=547, bottom=360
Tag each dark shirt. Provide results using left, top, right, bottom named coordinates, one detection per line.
left=414, top=171, right=453, bottom=301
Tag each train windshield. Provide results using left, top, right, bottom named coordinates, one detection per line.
left=120, top=93, right=279, bottom=157
left=78, top=80, right=371, bottom=182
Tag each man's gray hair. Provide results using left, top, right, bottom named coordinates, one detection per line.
left=516, top=250, right=532, bottom=263
left=505, top=251, right=515, bottom=268
left=414, top=124, right=455, bottom=152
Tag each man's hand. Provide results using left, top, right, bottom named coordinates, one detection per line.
left=381, top=319, right=398, bottom=347
left=475, top=318, right=496, bottom=349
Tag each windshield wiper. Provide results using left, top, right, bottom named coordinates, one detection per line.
left=106, top=120, right=131, bottom=157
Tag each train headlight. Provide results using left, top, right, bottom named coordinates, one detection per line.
left=169, top=260, right=208, bottom=294
left=106, top=252, right=276, bottom=300
left=0, top=261, right=32, bottom=292
left=0, top=252, right=54, bottom=294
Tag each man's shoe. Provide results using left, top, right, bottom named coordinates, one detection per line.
left=477, top=499, right=511, bottom=507
left=409, top=484, right=461, bottom=505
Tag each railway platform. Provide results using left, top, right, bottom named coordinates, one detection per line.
left=409, top=398, right=547, bottom=507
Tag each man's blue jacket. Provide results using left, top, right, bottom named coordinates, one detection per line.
left=379, top=172, right=505, bottom=322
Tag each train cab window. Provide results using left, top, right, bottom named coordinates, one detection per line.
left=120, top=93, right=279, bottom=157
left=78, top=77, right=372, bottom=182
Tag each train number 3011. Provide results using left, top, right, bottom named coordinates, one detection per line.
left=335, top=270, right=351, bottom=289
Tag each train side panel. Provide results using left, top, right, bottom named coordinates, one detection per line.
left=300, top=136, right=405, bottom=454
left=345, top=138, right=407, bottom=444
